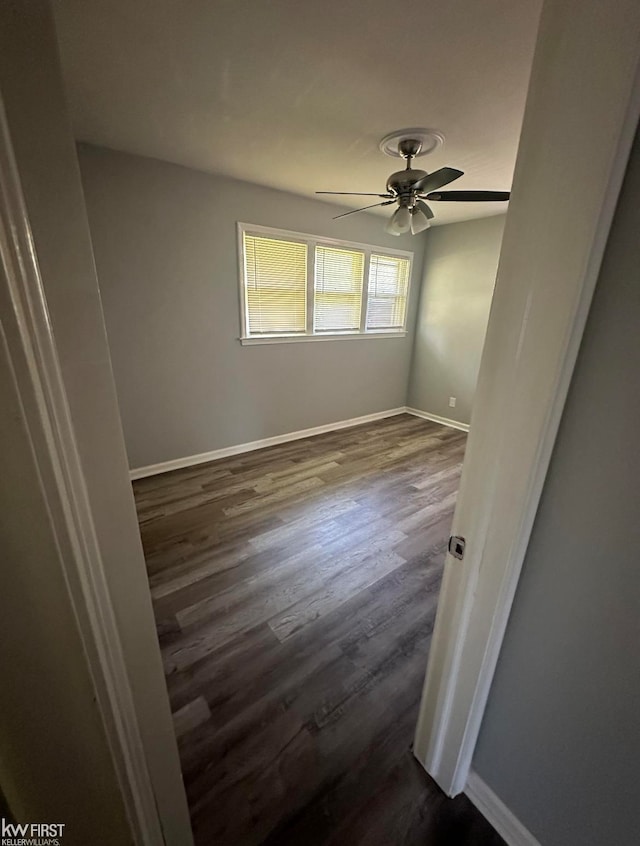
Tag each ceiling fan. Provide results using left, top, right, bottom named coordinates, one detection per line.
left=316, top=134, right=510, bottom=236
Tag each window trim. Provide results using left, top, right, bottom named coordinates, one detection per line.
left=237, top=222, right=413, bottom=344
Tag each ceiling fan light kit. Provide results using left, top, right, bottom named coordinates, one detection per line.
left=316, top=128, right=510, bottom=235
left=385, top=204, right=412, bottom=236
left=410, top=206, right=431, bottom=235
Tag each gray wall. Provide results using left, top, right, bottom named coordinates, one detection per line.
left=78, top=144, right=425, bottom=470
left=473, top=129, right=640, bottom=845
left=408, top=214, right=505, bottom=424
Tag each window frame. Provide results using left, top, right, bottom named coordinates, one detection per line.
left=237, top=222, right=413, bottom=345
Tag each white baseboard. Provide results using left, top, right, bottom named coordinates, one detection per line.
left=405, top=406, right=470, bottom=432
left=130, top=407, right=407, bottom=480
left=465, top=771, right=541, bottom=846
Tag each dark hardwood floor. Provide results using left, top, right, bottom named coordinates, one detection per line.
left=133, top=414, right=504, bottom=846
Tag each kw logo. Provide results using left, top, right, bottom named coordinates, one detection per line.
left=1, top=820, right=65, bottom=846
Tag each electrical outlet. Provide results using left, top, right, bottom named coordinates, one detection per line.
left=449, top=396, right=456, bottom=408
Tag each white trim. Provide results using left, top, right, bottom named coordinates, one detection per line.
left=306, top=236, right=316, bottom=334
left=405, top=407, right=470, bottom=432
left=413, top=0, right=640, bottom=799
left=237, top=223, right=251, bottom=340
left=236, top=221, right=413, bottom=341
left=239, top=330, right=406, bottom=345
left=0, top=97, right=170, bottom=843
left=360, top=250, right=372, bottom=332
left=237, top=221, right=414, bottom=260
left=465, top=772, right=541, bottom=846
left=130, top=407, right=407, bottom=480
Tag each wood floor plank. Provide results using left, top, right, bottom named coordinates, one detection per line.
left=133, top=415, right=505, bottom=846
left=172, top=696, right=211, bottom=738
left=268, top=546, right=406, bottom=642
left=248, top=498, right=361, bottom=551
left=222, top=475, right=325, bottom=518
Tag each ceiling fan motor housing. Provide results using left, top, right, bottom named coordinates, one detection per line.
left=386, top=168, right=428, bottom=204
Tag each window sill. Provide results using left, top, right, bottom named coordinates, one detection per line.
left=239, top=331, right=407, bottom=346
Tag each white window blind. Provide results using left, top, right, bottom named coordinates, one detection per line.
left=314, top=245, right=364, bottom=332
left=366, top=254, right=411, bottom=330
left=243, top=233, right=307, bottom=334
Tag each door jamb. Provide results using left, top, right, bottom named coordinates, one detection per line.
left=413, top=0, right=640, bottom=797
left=0, top=93, right=177, bottom=845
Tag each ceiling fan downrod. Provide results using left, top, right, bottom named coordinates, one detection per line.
left=398, top=137, right=423, bottom=168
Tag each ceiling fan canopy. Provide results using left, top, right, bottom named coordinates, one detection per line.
left=316, top=132, right=510, bottom=235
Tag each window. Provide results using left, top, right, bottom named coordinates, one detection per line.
left=367, top=253, right=411, bottom=331
left=243, top=233, right=307, bottom=335
left=314, top=245, right=364, bottom=332
left=238, top=224, right=412, bottom=343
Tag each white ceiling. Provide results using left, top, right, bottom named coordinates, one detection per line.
left=53, top=0, right=541, bottom=226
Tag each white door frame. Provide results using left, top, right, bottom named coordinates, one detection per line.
left=414, top=0, right=640, bottom=797
left=0, top=92, right=191, bottom=844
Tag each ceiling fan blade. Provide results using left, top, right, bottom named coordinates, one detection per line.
left=332, top=200, right=395, bottom=220
left=413, top=167, right=464, bottom=194
left=426, top=190, right=510, bottom=202
left=317, top=191, right=393, bottom=197
left=415, top=200, right=434, bottom=220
